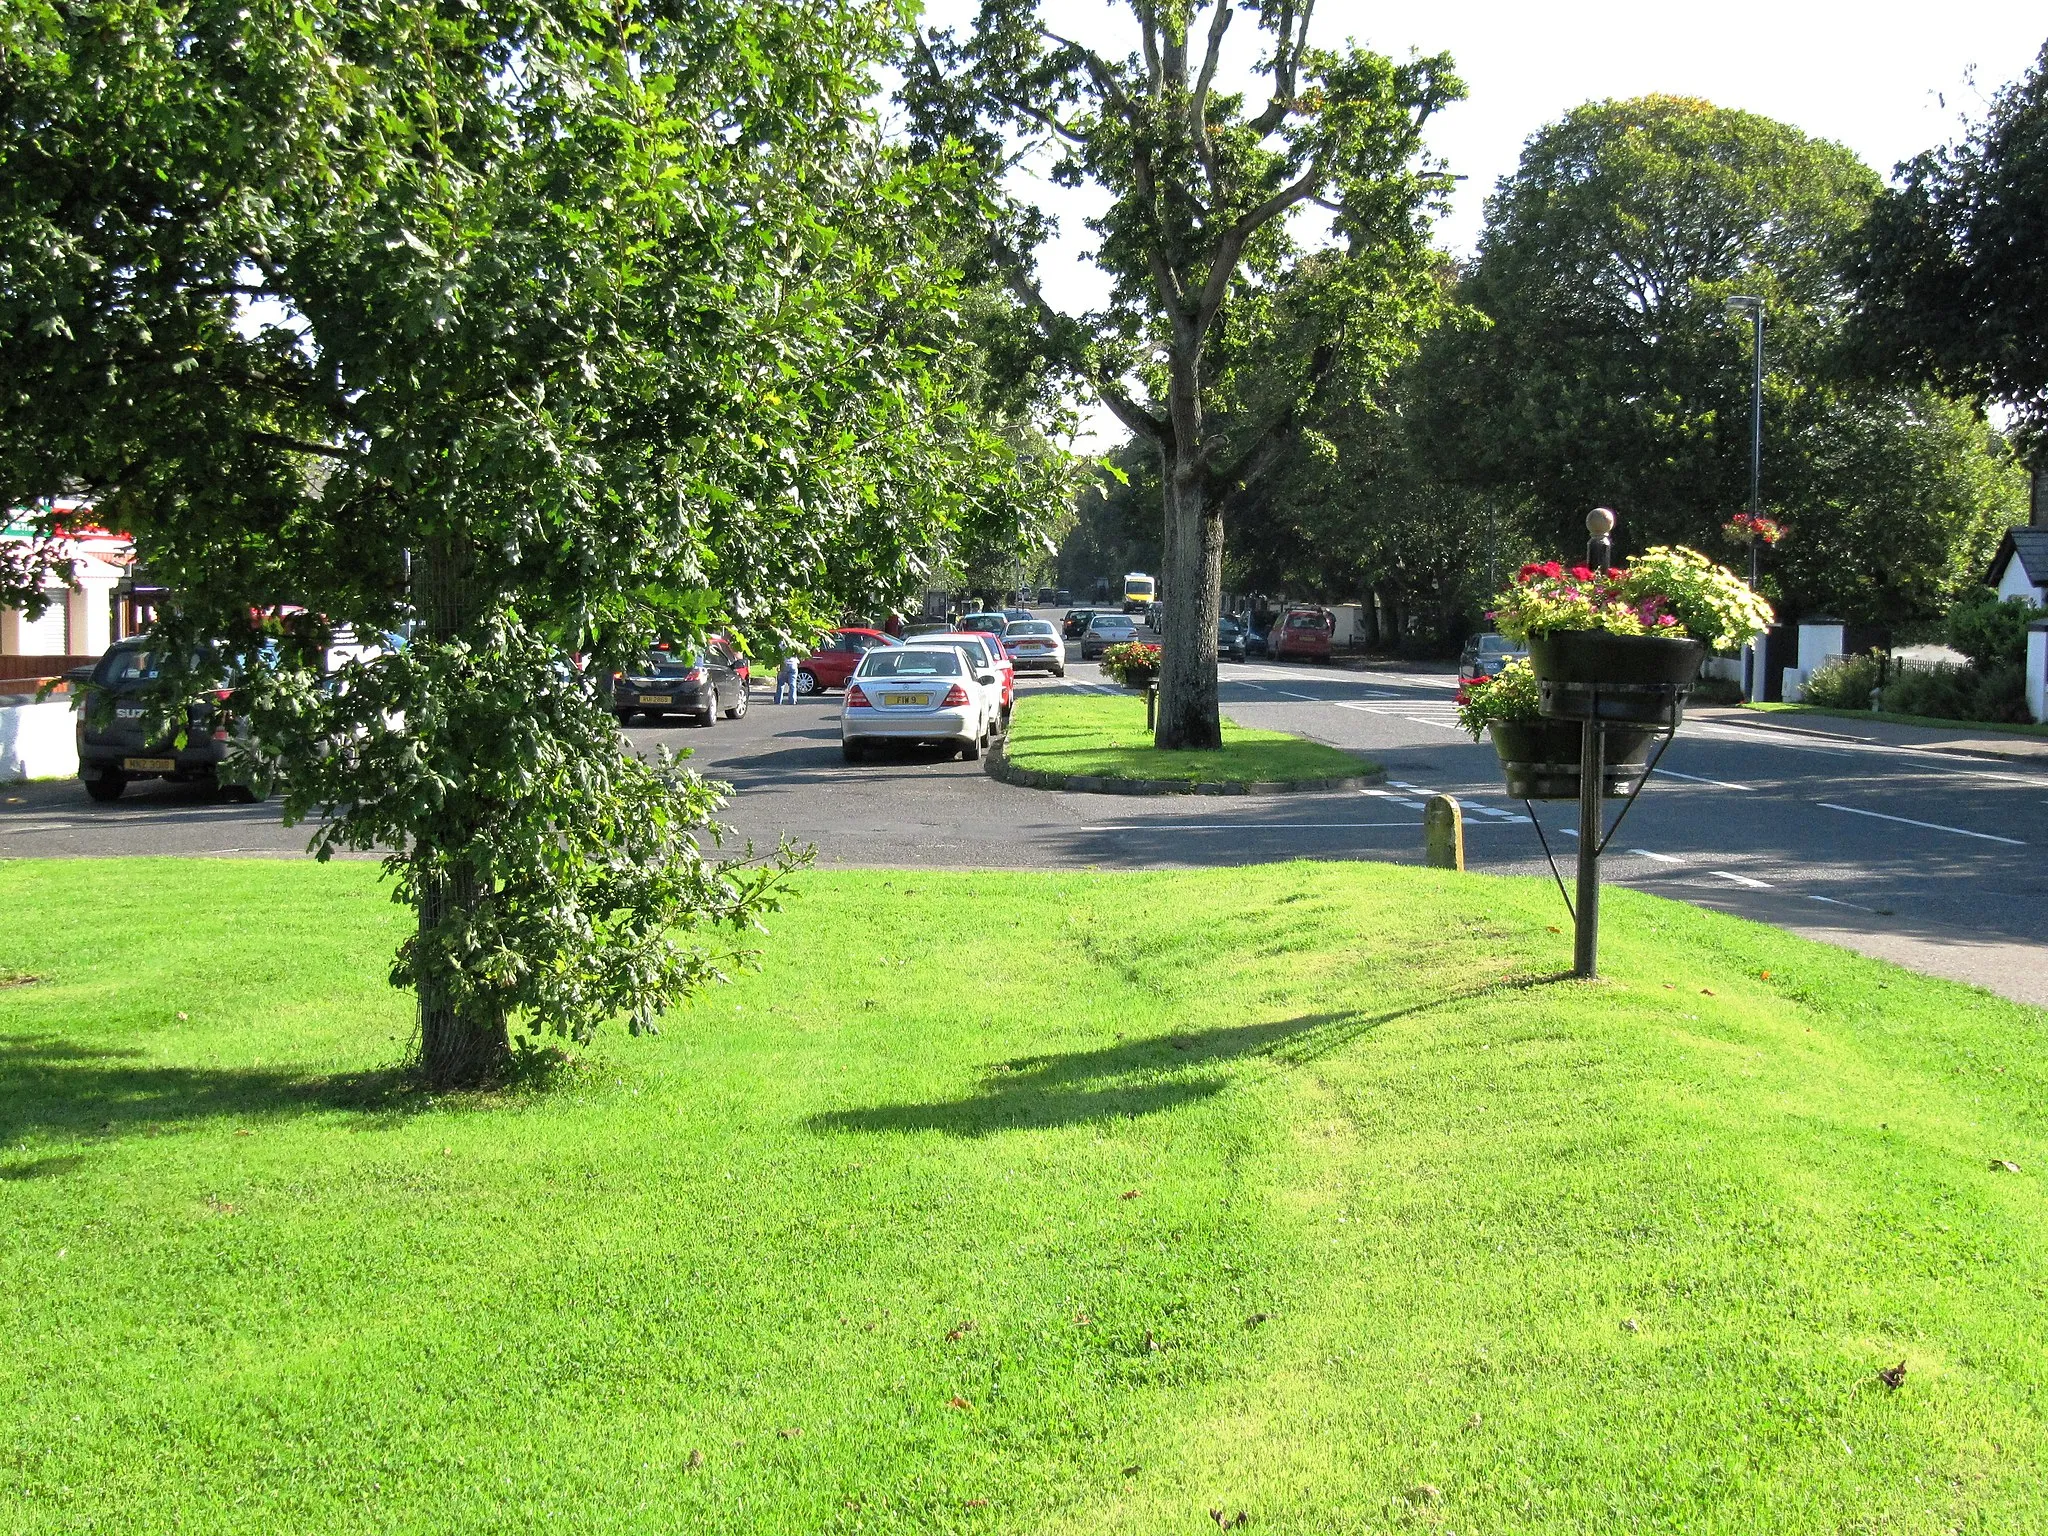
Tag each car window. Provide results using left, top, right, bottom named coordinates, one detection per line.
left=1287, top=614, right=1325, bottom=629
left=1479, top=636, right=1516, bottom=653
left=96, top=646, right=164, bottom=685
left=859, top=649, right=962, bottom=678
left=1009, top=621, right=1056, bottom=637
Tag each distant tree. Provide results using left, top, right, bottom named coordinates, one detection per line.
left=906, top=1, right=1461, bottom=748
left=1420, top=95, right=2025, bottom=625
left=1847, top=41, right=2048, bottom=496
left=0, top=0, right=1063, bottom=1086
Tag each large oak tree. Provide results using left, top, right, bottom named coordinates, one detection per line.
left=906, top=0, right=1459, bottom=747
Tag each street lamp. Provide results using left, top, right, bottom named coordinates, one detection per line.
left=1724, top=294, right=1765, bottom=700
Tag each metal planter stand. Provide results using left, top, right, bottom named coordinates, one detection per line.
left=1521, top=510, right=1701, bottom=979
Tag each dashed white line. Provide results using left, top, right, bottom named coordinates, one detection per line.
left=1628, top=849, right=1683, bottom=864
left=1654, top=768, right=1755, bottom=791
left=1708, top=870, right=1773, bottom=888
left=1815, top=802, right=2025, bottom=846
left=1808, top=894, right=1879, bottom=913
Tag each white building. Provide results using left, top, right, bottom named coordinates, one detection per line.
left=1, top=507, right=133, bottom=668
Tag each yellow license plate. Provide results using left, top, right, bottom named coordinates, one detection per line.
left=638, top=694, right=672, bottom=705
left=124, top=757, right=176, bottom=772
left=883, top=693, right=924, bottom=707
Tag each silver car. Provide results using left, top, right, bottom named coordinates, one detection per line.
left=1080, top=612, right=1138, bottom=659
left=1002, top=618, right=1066, bottom=676
left=841, top=645, right=994, bottom=763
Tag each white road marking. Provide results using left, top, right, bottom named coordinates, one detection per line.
left=1628, top=849, right=1683, bottom=863
left=1815, top=802, right=2026, bottom=846
left=1406, top=717, right=1463, bottom=730
left=1276, top=690, right=1318, bottom=701
left=1808, top=894, right=1879, bottom=913
left=1708, top=870, right=1773, bottom=888
left=1654, top=767, right=1755, bottom=791
left=1078, top=821, right=1421, bottom=832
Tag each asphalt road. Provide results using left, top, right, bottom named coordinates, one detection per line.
left=7, top=618, right=2046, bottom=1005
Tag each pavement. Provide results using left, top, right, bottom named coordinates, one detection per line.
left=7, top=620, right=2048, bottom=1007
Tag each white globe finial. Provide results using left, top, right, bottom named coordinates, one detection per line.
left=1586, top=507, right=1616, bottom=537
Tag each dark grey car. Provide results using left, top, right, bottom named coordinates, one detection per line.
left=1080, top=613, right=1139, bottom=659
left=607, top=640, right=749, bottom=726
left=71, top=638, right=254, bottom=803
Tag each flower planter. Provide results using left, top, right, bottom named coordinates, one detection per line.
left=1488, top=720, right=1659, bottom=801
left=1526, top=630, right=1705, bottom=726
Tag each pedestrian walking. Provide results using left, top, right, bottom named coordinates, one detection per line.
left=774, top=653, right=801, bottom=704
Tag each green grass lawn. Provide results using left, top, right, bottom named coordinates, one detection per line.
left=1003, top=691, right=1372, bottom=783
left=2, top=858, right=2045, bottom=1534
left=1746, top=701, right=2048, bottom=738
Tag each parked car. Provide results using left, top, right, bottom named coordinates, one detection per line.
left=1080, top=612, right=1139, bottom=659
left=1054, top=588, right=1072, bottom=606
left=903, top=619, right=952, bottom=638
left=1459, top=632, right=1526, bottom=682
left=1217, top=619, right=1248, bottom=663
left=797, top=627, right=900, bottom=695
left=1061, top=608, right=1100, bottom=639
left=906, top=632, right=1013, bottom=721
left=1269, top=606, right=1334, bottom=663
left=71, top=638, right=259, bottom=803
left=1036, top=587, right=1057, bottom=604
left=958, top=612, right=1009, bottom=638
left=1001, top=618, right=1066, bottom=676
left=1003, top=607, right=1035, bottom=623
left=843, top=645, right=996, bottom=763
left=608, top=639, right=748, bottom=725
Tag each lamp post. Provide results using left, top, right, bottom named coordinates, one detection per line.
left=1725, top=294, right=1765, bottom=699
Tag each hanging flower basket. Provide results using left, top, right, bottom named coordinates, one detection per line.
left=1526, top=630, right=1705, bottom=725
left=1488, top=719, right=1660, bottom=800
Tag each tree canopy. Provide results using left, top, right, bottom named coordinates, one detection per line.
left=1417, top=95, right=2025, bottom=626
left=1, top=0, right=1065, bottom=1084
left=907, top=0, right=1460, bottom=745
left=1847, top=41, right=2048, bottom=471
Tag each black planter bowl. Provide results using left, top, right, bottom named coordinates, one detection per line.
left=1489, top=719, right=1659, bottom=800
left=1526, top=630, right=1705, bottom=725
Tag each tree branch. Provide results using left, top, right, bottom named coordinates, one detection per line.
left=246, top=429, right=358, bottom=462
left=986, top=238, right=1164, bottom=442
left=1204, top=342, right=1336, bottom=492
left=1192, top=160, right=1325, bottom=334
left=1248, top=0, right=1315, bottom=135
left=1191, top=0, right=1234, bottom=195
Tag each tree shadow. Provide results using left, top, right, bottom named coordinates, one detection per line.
left=0, top=1032, right=419, bottom=1145
left=808, top=973, right=1568, bottom=1139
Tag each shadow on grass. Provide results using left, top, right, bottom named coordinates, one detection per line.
left=810, top=974, right=1568, bottom=1138
left=0, top=1032, right=419, bottom=1144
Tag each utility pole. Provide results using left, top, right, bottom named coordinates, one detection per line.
left=1725, top=295, right=1765, bottom=700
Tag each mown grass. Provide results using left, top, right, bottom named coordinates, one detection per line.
left=1747, top=701, right=2048, bottom=738
left=1, top=857, right=2045, bottom=1534
left=1002, top=691, right=1372, bottom=783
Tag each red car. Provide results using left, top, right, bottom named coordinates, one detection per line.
left=1269, top=606, right=1335, bottom=662
left=797, top=629, right=900, bottom=695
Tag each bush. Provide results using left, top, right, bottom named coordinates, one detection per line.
left=1946, top=589, right=2043, bottom=670
left=1879, top=660, right=2032, bottom=724
left=1801, top=653, right=1884, bottom=710
left=1098, top=641, right=1161, bottom=687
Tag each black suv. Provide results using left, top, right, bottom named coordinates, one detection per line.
left=72, top=638, right=257, bottom=803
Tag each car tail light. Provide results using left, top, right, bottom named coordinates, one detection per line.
left=942, top=683, right=969, bottom=706
left=214, top=688, right=233, bottom=702
left=847, top=683, right=872, bottom=707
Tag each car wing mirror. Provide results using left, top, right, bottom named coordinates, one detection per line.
left=63, top=665, right=96, bottom=685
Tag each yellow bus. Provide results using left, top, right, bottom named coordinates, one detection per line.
left=1121, top=572, right=1155, bottom=614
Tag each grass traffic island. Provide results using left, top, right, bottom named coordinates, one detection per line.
left=3, top=857, right=2044, bottom=1531
left=995, top=690, right=1377, bottom=792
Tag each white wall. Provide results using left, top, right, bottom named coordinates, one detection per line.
left=1996, top=561, right=2043, bottom=605
left=0, top=699, right=77, bottom=782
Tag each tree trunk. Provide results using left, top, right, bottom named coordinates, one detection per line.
left=411, top=535, right=510, bottom=1089
left=1155, top=453, right=1223, bottom=748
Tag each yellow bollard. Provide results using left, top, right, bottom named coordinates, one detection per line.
left=1424, top=794, right=1465, bottom=872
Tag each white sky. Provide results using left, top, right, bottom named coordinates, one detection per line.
left=916, top=0, right=2045, bottom=447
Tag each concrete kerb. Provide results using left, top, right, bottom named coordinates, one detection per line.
left=984, top=744, right=1384, bottom=797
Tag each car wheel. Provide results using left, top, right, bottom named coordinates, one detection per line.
left=725, top=684, right=748, bottom=720
left=842, top=739, right=864, bottom=763
left=1052, top=664, right=1066, bottom=677
left=222, top=781, right=267, bottom=804
left=614, top=709, right=636, bottom=724
left=697, top=702, right=717, bottom=727
left=959, top=734, right=981, bottom=762
left=83, top=773, right=126, bottom=803
left=795, top=669, right=820, bottom=697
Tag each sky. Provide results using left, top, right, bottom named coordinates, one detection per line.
left=916, top=0, right=2046, bottom=446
